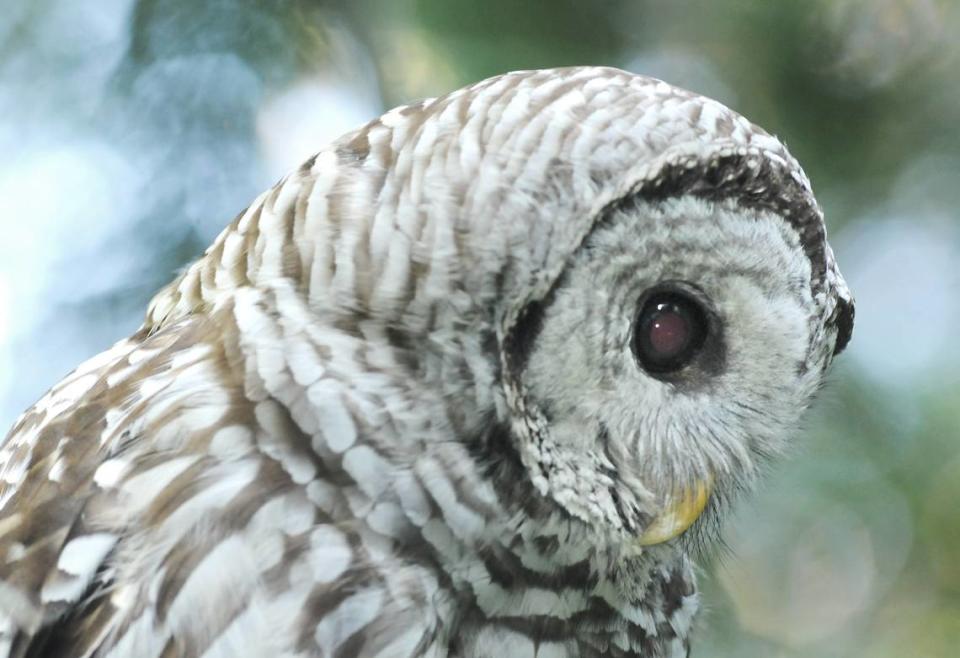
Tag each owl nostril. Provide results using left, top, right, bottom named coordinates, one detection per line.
left=832, top=296, right=855, bottom=356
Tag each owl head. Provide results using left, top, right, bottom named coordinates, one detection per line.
left=148, top=66, right=853, bottom=555
left=504, top=155, right=854, bottom=553
left=473, top=69, right=854, bottom=553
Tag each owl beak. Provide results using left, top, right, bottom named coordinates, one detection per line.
left=636, top=476, right=713, bottom=546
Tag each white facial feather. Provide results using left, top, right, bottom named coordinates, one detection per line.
left=522, top=196, right=826, bottom=542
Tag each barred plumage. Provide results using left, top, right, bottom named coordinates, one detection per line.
left=0, top=67, right=852, bottom=657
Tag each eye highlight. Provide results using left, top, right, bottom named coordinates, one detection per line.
left=632, top=288, right=709, bottom=375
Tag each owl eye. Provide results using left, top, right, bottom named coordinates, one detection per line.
left=633, top=289, right=709, bottom=375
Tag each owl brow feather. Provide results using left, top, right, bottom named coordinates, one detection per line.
left=624, top=153, right=829, bottom=298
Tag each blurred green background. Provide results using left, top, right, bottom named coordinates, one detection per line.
left=1, top=1, right=958, bottom=655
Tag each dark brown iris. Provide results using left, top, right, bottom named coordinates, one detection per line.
left=633, top=292, right=708, bottom=374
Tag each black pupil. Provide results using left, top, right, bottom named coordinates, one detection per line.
left=634, top=292, right=707, bottom=374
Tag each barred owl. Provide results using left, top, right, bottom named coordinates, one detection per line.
left=0, top=67, right=853, bottom=657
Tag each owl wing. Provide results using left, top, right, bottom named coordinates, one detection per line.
left=0, top=327, right=145, bottom=658
left=0, top=308, right=248, bottom=656
left=0, top=285, right=442, bottom=658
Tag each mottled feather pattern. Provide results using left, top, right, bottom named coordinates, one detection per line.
left=0, top=67, right=851, bottom=657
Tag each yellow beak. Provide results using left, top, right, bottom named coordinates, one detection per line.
left=636, top=477, right=713, bottom=546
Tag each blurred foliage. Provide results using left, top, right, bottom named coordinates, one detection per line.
left=2, top=0, right=959, bottom=655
